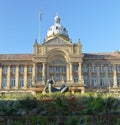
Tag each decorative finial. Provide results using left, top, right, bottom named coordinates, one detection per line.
left=78, top=38, right=81, bottom=44
left=34, top=39, right=38, bottom=44
left=54, top=13, right=60, bottom=24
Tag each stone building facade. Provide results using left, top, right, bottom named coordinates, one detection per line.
left=0, top=16, right=120, bottom=94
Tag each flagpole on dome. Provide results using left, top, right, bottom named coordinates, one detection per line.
left=39, top=8, right=42, bottom=44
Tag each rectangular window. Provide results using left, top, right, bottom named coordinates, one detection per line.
left=28, top=77, right=32, bottom=87
left=73, top=65, right=78, bottom=72
left=84, top=76, right=89, bottom=86
left=50, top=66, right=54, bottom=73
left=19, top=77, right=24, bottom=87
left=28, top=66, right=32, bottom=73
left=108, top=77, right=113, bottom=87
left=2, top=76, right=7, bottom=88
left=74, top=76, right=78, bottom=82
left=100, top=77, right=105, bottom=86
left=56, top=66, right=60, bottom=73
left=20, top=66, right=24, bottom=74
left=83, top=65, right=88, bottom=73
left=3, top=66, right=8, bottom=74
left=108, top=65, right=113, bottom=73
left=38, top=75, right=42, bottom=81
left=56, top=75, right=60, bottom=81
left=11, top=66, right=16, bottom=74
left=91, top=66, right=96, bottom=73
left=62, top=66, right=66, bottom=73
left=117, top=65, right=120, bottom=73
left=117, top=76, right=120, bottom=86
left=99, top=65, right=104, bottom=73
left=11, top=77, right=16, bottom=87
left=91, top=76, right=96, bottom=87
left=38, top=65, right=42, bottom=72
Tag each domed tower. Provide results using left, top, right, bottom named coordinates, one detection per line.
left=46, top=16, right=70, bottom=41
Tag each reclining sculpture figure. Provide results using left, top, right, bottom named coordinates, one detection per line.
left=43, top=79, right=68, bottom=93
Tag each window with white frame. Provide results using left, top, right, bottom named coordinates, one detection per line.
left=3, top=66, right=8, bottom=74
left=91, top=66, right=96, bottom=73
left=2, top=76, right=7, bottom=88
left=108, top=65, right=113, bottom=73
left=19, top=77, right=24, bottom=87
left=28, top=77, right=32, bottom=87
left=73, top=65, right=78, bottom=72
left=11, top=66, right=16, bottom=74
left=19, top=66, right=24, bottom=74
left=11, top=76, right=16, bottom=87
left=100, top=77, right=105, bottom=86
left=91, top=76, right=96, bottom=87
left=99, top=65, right=104, bottom=73
left=28, top=66, right=32, bottom=73
left=38, top=65, right=42, bottom=72
left=83, top=65, right=88, bottom=73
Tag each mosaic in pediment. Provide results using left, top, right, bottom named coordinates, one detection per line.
left=45, top=38, right=71, bottom=45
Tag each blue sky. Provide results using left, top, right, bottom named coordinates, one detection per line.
left=0, top=0, right=120, bottom=54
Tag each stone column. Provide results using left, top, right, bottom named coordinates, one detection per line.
left=66, top=64, right=69, bottom=82
left=32, top=62, right=36, bottom=85
left=15, top=65, right=19, bottom=89
left=70, top=63, right=73, bottom=82
left=42, top=62, right=45, bottom=82
left=0, top=66, right=2, bottom=89
left=78, top=62, right=82, bottom=81
left=96, top=65, right=100, bottom=87
left=24, top=65, right=27, bottom=89
left=113, top=64, right=117, bottom=87
left=7, top=65, right=11, bottom=89
left=47, top=64, right=49, bottom=80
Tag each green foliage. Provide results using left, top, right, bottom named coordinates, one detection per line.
left=64, top=92, right=71, bottom=97
left=116, top=119, right=120, bottom=125
left=65, top=116, right=79, bottom=125
left=0, top=92, right=120, bottom=124
left=19, top=96, right=37, bottom=110
left=11, top=121, right=23, bottom=125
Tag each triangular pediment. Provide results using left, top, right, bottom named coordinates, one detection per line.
left=43, top=36, right=73, bottom=45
